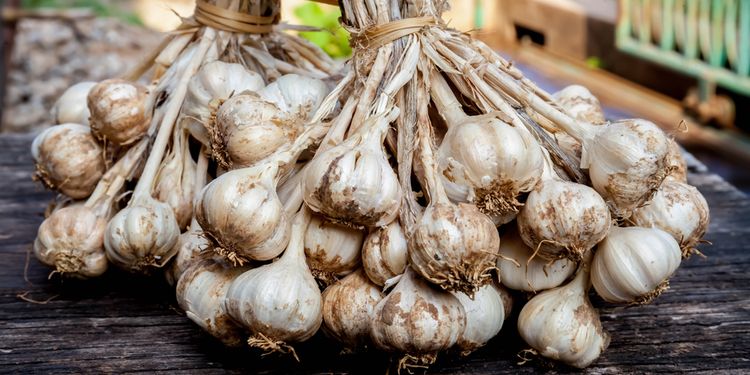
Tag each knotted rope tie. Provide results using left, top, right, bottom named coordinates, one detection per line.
left=193, top=0, right=279, bottom=34
left=351, top=16, right=440, bottom=50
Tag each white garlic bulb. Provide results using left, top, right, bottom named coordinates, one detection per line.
left=182, top=61, right=265, bottom=145
left=591, top=226, right=681, bottom=304
left=176, top=259, right=248, bottom=346
left=518, top=257, right=610, bottom=368
left=224, top=209, right=322, bottom=354
left=665, top=139, right=688, bottom=182
left=259, top=74, right=329, bottom=120
left=553, top=85, right=606, bottom=125
left=87, top=79, right=151, bottom=145
left=154, top=129, right=196, bottom=230
left=453, top=283, right=505, bottom=355
left=370, top=268, right=466, bottom=369
left=165, top=221, right=210, bottom=286
left=304, top=215, right=364, bottom=280
left=31, top=124, right=105, bottom=199
left=361, top=220, right=408, bottom=286
left=303, top=108, right=402, bottom=228
left=51, top=81, right=96, bottom=125
left=497, top=226, right=575, bottom=292
left=321, top=269, right=383, bottom=349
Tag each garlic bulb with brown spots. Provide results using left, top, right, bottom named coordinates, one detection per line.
left=154, top=129, right=196, bottom=230
left=518, top=255, right=610, bottom=368
left=224, top=209, right=322, bottom=356
left=258, top=74, right=329, bottom=119
left=303, top=108, right=402, bottom=228
left=87, top=79, right=151, bottom=145
left=591, top=226, right=681, bottom=304
left=176, top=259, right=248, bottom=346
left=51, top=81, right=96, bottom=125
left=321, top=269, right=383, bottom=349
left=361, top=220, right=408, bottom=286
left=453, top=283, right=506, bottom=355
left=665, top=139, right=688, bottom=182
left=553, top=85, right=606, bottom=125
left=304, top=215, right=364, bottom=281
left=370, top=267, right=466, bottom=369
left=31, top=123, right=105, bottom=199
left=497, top=226, right=575, bottom=292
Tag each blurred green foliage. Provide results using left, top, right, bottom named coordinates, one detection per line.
left=294, top=2, right=351, bottom=58
left=20, top=0, right=142, bottom=25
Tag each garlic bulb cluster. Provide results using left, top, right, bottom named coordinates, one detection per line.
left=87, top=79, right=151, bottom=146
left=361, top=220, right=408, bottom=286
left=553, top=85, right=606, bottom=125
left=51, top=81, right=96, bottom=125
left=32, top=123, right=105, bottom=199
left=591, top=226, right=681, bottom=304
left=304, top=215, right=364, bottom=280
left=453, top=283, right=506, bottom=355
left=321, top=269, right=383, bottom=349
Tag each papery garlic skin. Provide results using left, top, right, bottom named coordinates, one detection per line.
left=87, top=79, right=150, bottom=145
left=517, top=179, right=611, bottom=262
left=584, top=119, right=671, bottom=217
left=321, top=269, right=383, bottom=349
left=591, top=226, right=681, bottom=304
left=154, top=132, right=196, bottom=230
left=176, top=260, right=247, bottom=346
left=518, top=261, right=610, bottom=368
left=104, top=197, right=181, bottom=272
left=34, top=205, right=108, bottom=278
left=362, top=221, right=408, bottom=286
left=553, top=85, right=606, bottom=125
left=51, top=81, right=96, bottom=125
left=304, top=215, right=364, bottom=278
left=166, top=224, right=210, bottom=286
left=259, top=74, right=329, bottom=119
left=666, top=139, right=688, bottom=182
left=453, top=283, right=505, bottom=355
left=370, top=268, right=466, bottom=365
left=31, top=124, right=105, bottom=199
left=497, top=226, right=575, bottom=292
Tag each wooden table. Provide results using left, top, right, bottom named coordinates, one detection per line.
left=1, top=133, right=748, bottom=374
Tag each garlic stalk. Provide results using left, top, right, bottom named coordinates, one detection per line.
left=553, top=85, right=606, bottom=125
left=517, top=151, right=611, bottom=262
left=430, top=72, right=543, bottom=223
left=497, top=225, right=576, bottom=292
left=370, top=267, right=466, bottom=370
left=176, top=259, right=248, bottom=346
left=51, top=81, right=96, bottom=125
left=361, top=220, right=408, bottom=286
left=409, top=116, right=500, bottom=296
left=154, top=127, right=197, bottom=230
left=224, top=208, right=322, bottom=358
left=31, top=123, right=105, bottom=199
left=321, top=268, right=383, bottom=349
left=518, top=253, right=610, bottom=368
left=304, top=214, right=365, bottom=282
left=591, top=226, right=682, bottom=304
left=453, top=283, right=506, bottom=356
left=87, top=79, right=151, bottom=146
left=303, top=108, right=402, bottom=228
left=105, top=29, right=215, bottom=273
left=34, top=140, right=147, bottom=278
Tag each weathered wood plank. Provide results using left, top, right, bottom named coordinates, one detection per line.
left=0, top=134, right=748, bottom=374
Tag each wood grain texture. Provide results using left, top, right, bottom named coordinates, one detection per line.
left=0, top=134, right=748, bottom=374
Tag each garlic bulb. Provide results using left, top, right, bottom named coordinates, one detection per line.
left=431, top=74, right=543, bottom=223
left=321, top=269, right=383, bottom=349
left=51, top=81, right=96, bottom=125
left=154, top=129, right=197, bottom=229
left=497, top=226, right=575, bottom=292
left=453, top=283, right=505, bottom=355
left=370, top=268, right=466, bottom=369
left=410, top=118, right=500, bottom=296
left=87, top=79, right=150, bottom=145
left=224, top=209, right=322, bottom=355
left=517, top=153, right=611, bottom=262
left=303, top=108, right=402, bottom=228
left=665, top=139, right=688, bottom=182
left=31, top=123, right=105, bottom=199
left=176, top=259, right=247, bottom=346
left=518, top=256, right=610, bottom=368
left=304, top=215, right=364, bottom=281
left=259, top=74, right=329, bottom=119
left=553, top=85, right=606, bottom=125
left=361, top=220, right=408, bottom=286
left=591, top=226, right=681, bottom=304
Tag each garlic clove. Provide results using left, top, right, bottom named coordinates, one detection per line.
left=32, top=124, right=105, bottom=199
left=452, top=283, right=506, bottom=355
left=361, top=220, right=408, bottom=286
left=87, top=79, right=151, bottom=146
left=321, top=268, right=384, bottom=349
left=591, top=226, right=682, bottom=304
left=51, top=81, right=96, bottom=126
left=258, top=74, right=329, bottom=120
left=497, top=225, right=576, bottom=292
left=304, top=214, right=364, bottom=282
left=553, top=85, right=606, bottom=125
